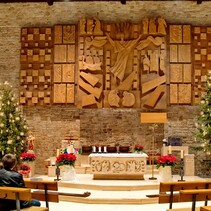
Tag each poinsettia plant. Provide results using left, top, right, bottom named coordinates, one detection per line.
left=133, top=144, right=144, bottom=153
left=156, top=154, right=177, bottom=168
left=20, top=152, right=36, bottom=162
left=56, top=153, right=77, bottom=167
left=19, top=164, right=30, bottom=175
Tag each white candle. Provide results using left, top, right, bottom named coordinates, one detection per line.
left=98, top=146, right=101, bottom=153
left=104, top=146, right=107, bottom=153
left=181, top=150, right=184, bottom=159
left=169, top=145, right=172, bottom=154
left=93, top=146, right=96, bottom=153
left=56, top=149, right=60, bottom=157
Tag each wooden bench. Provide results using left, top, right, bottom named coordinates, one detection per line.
left=24, top=179, right=59, bottom=209
left=0, top=186, right=48, bottom=211
left=201, top=206, right=211, bottom=211
left=159, top=181, right=211, bottom=210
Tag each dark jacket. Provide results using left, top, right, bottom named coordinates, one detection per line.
left=0, top=168, right=30, bottom=211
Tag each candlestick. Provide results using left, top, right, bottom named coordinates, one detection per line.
left=103, top=146, right=107, bottom=153
left=98, top=146, right=102, bottom=153
left=168, top=145, right=172, bottom=154
left=178, top=158, right=185, bottom=182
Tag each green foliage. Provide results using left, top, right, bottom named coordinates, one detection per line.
left=0, top=82, right=28, bottom=162
left=194, top=78, right=211, bottom=157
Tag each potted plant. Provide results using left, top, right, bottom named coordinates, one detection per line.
left=20, top=152, right=36, bottom=177
left=133, top=144, right=145, bottom=153
left=156, top=154, right=177, bottom=182
left=18, top=164, right=31, bottom=178
left=56, top=152, right=77, bottom=181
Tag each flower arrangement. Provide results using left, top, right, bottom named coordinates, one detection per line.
left=20, top=152, right=36, bottom=162
left=133, top=144, right=144, bottom=153
left=18, top=164, right=30, bottom=175
left=56, top=153, right=77, bottom=167
left=156, top=154, right=177, bottom=168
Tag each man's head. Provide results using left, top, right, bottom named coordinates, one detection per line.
left=2, top=154, right=17, bottom=169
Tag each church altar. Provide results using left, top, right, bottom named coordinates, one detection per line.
left=89, top=153, right=148, bottom=180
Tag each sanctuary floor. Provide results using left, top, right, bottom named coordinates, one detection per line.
left=33, top=173, right=210, bottom=211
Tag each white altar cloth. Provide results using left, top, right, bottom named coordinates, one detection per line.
left=89, top=153, right=148, bottom=158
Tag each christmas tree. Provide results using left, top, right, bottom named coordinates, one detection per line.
left=0, top=81, right=28, bottom=162
left=194, top=77, right=211, bottom=157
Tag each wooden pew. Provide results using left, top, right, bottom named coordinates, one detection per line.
left=179, top=189, right=211, bottom=211
left=0, top=186, right=48, bottom=211
left=24, top=179, right=59, bottom=209
left=201, top=206, right=211, bottom=211
left=159, top=181, right=211, bottom=210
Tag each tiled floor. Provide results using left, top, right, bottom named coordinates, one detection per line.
left=36, top=173, right=209, bottom=211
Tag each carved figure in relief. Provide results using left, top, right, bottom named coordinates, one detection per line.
left=143, top=54, right=150, bottom=73
left=157, top=17, right=167, bottom=35
left=142, top=18, right=149, bottom=34
left=85, top=36, right=107, bottom=49
left=108, top=89, right=120, bottom=107
left=150, top=50, right=159, bottom=73
left=102, top=160, right=110, bottom=172
left=149, top=18, right=157, bottom=34
left=126, top=160, right=136, bottom=172
left=112, top=161, right=125, bottom=173
left=122, top=91, right=135, bottom=107
left=87, top=19, right=94, bottom=35
left=93, top=17, right=103, bottom=35
left=79, top=18, right=86, bottom=34
left=106, top=32, right=142, bottom=81
left=136, top=36, right=162, bottom=50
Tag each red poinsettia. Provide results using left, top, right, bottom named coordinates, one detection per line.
left=20, top=152, right=36, bottom=162
left=56, top=153, right=77, bottom=167
left=19, top=164, right=31, bottom=175
left=133, top=144, right=144, bottom=153
left=156, top=154, right=177, bottom=168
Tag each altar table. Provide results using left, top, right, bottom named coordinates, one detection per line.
left=88, top=153, right=148, bottom=180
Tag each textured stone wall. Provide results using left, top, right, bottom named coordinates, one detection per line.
left=0, top=1, right=207, bottom=174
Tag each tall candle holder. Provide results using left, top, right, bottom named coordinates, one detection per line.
left=178, top=158, right=185, bottom=182
left=54, top=165, right=61, bottom=181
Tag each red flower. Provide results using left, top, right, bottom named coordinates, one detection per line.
left=19, top=164, right=30, bottom=175
left=20, top=152, right=36, bottom=162
left=156, top=154, right=177, bottom=168
left=133, top=144, right=144, bottom=152
left=56, top=153, right=77, bottom=167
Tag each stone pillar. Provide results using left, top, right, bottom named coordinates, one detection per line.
left=184, top=154, right=195, bottom=176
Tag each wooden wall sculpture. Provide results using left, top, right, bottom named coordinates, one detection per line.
left=20, top=27, right=53, bottom=105
left=19, top=18, right=210, bottom=108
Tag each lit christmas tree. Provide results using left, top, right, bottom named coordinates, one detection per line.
left=195, top=76, right=211, bottom=157
left=0, top=82, right=28, bottom=162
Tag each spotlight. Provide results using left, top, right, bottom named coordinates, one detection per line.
left=47, top=0, right=53, bottom=6
left=120, top=0, right=126, bottom=5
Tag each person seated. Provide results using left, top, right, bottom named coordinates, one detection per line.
left=0, top=153, right=41, bottom=210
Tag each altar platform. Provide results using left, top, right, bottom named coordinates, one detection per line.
left=32, top=173, right=210, bottom=211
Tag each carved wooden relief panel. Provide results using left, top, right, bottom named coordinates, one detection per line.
left=20, top=27, right=53, bottom=105
left=193, top=26, right=211, bottom=104
left=20, top=18, right=211, bottom=108
left=169, top=25, right=192, bottom=105
left=53, top=25, right=76, bottom=104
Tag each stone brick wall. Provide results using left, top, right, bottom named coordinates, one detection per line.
left=0, top=1, right=207, bottom=174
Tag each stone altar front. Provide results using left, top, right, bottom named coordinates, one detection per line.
left=89, top=153, right=148, bottom=180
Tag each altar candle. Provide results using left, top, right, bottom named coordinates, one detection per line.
left=168, top=145, right=172, bottom=154
left=56, top=149, right=60, bottom=157
left=92, top=146, right=96, bottom=153
left=181, top=150, right=184, bottom=159
left=98, top=146, right=101, bottom=153
left=104, top=146, right=107, bottom=153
